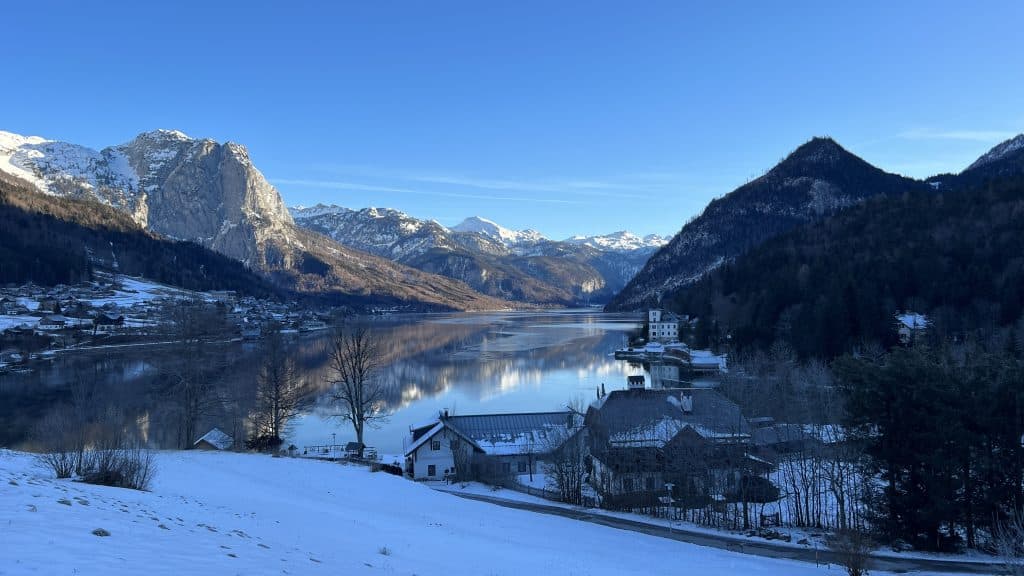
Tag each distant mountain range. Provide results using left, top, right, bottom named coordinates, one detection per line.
left=0, top=129, right=505, bottom=311
left=0, top=128, right=666, bottom=309
left=289, top=205, right=668, bottom=306
left=6, top=125, right=1019, bottom=315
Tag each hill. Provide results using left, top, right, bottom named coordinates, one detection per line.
left=0, top=449, right=841, bottom=576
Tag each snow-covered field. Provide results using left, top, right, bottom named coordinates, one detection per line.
left=0, top=449, right=922, bottom=576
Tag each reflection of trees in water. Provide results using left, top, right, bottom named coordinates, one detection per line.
left=1, top=343, right=263, bottom=450
left=302, top=328, right=626, bottom=419
left=3, top=315, right=635, bottom=449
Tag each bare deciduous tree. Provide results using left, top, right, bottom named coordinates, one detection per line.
left=326, top=325, right=391, bottom=456
left=250, top=323, right=310, bottom=449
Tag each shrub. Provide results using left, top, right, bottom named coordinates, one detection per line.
left=829, top=529, right=873, bottom=576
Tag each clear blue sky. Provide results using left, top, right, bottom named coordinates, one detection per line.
left=3, top=1, right=1022, bottom=239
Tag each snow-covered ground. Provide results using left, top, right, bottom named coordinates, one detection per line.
left=0, top=449, right=932, bottom=576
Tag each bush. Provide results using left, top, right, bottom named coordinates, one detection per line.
left=829, top=529, right=873, bottom=576
left=81, top=444, right=156, bottom=491
left=33, top=404, right=156, bottom=491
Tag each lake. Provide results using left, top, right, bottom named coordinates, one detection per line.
left=1, top=310, right=645, bottom=454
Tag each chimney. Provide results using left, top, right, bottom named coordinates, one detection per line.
left=627, top=375, right=645, bottom=390
left=680, top=393, right=693, bottom=414
left=442, top=409, right=449, bottom=419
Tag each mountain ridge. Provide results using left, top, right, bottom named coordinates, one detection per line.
left=0, top=129, right=507, bottom=311
left=605, top=137, right=932, bottom=311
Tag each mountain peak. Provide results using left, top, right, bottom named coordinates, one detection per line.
left=781, top=136, right=850, bottom=165
left=966, top=133, right=1024, bottom=172
left=451, top=216, right=546, bottom=245
left=134, top=129, right=193, bottom=142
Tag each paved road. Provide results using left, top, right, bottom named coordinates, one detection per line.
left=444, top=490, right=1001, bottom=574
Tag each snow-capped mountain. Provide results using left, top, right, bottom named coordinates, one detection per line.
left=0, top=128, right=293, bottom=266
left=290, top=204, right=660, bottom=305
left=565, top=231, right=668, bottom=253
left=452, top=216, right=547, bottom=247
left=0, top=129, right=505, bottom=311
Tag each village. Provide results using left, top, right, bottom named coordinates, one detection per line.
left=396, top=307, right=932, bottom=536
left=0, top=272, right=330, bottom=372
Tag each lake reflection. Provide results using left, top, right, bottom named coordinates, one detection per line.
left=1, top=310, right=642, bottom=454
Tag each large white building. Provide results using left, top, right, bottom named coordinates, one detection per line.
left=647, top=309, right=680, bottom=343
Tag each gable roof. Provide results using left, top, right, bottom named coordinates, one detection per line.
left=445, top=411, right=582, bottom=455
left=587, top=388, right=750, bottom=447
left=404, top=420, right=483, bottom=457
left=194, top=427, right=233, bottom=450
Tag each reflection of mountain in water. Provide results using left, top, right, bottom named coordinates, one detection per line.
left=1, top=312, right=641, bottom=451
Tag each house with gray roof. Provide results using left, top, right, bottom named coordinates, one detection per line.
left=404, top=410, right=582, bottom=481
left=585, top=387, right=771, bottom=507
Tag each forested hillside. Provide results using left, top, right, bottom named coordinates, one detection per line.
left=0, top=172, right=281, bottom=298
left=673, top=175, right=1024, bottom=359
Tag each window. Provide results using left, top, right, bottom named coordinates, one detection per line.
left=518, top=461, right=528, bottom=473
left=430, top=440, right=441, bottom=451
left=427, top=465, right=436, bottom=477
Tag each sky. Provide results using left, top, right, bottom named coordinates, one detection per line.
left=2, top=1, right=1023, bottom=239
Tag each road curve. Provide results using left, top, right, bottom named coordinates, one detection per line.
left=442, top=490, right=1000, bottom=574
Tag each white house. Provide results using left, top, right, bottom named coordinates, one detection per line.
left=404, top=410, right=581, bottom=481
left=647, top=309, right=680, bottom=343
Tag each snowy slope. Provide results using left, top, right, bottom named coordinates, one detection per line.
left=565, top=230, right=669, bottom=252
left=0, top=449, right=894, bottom=576
left=452, top=216, right=547, bottom=247
left=0, top=130, right=141, bottom=215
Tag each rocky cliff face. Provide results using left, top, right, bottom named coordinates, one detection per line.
left=0, top=129, right=505, bottom=311
left=606, top=137, right=930, bottom=311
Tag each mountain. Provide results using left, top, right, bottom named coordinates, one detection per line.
left=670, top=158, right=1024, bottom=360
left=292, top=204, right=661, bottom=305
left=606, top=137, right=929, bottom=311
left=0, top=170, right=280, bottom=297
left=0, top=130, right=505, bottom=311
left=451, top=216, right=547, bottom=247
left=565, top=231, right=668, bottom=252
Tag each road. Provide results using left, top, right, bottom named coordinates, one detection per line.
left=444, top=490, right=1001, bottom=574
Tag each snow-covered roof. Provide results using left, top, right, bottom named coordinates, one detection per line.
left=194, top=428, right=233, bottom=450
left=591, top=389, right=750, bottom=447
left=404, top=421, right=445, bottom=456
left=446, top=412, right=581, bottom=456
left=895, top=312, right=928, bottom=330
